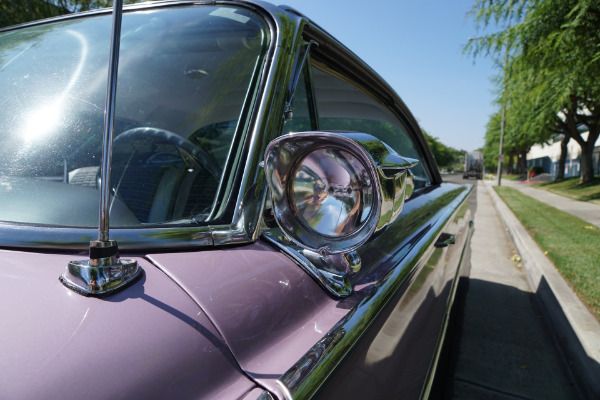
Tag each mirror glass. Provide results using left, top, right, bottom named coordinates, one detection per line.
left=290, top=147, right=374, bottom=237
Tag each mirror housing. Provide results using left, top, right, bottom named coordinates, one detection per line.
left=264, top=131, right=418, bottom=255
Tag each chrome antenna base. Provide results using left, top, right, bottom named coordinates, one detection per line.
left=60, top=240, right=143, bottom=297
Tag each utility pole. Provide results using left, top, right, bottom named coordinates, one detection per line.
left=497, top=43, right=509, bottom=186
left=497, top=104, right=505, bottom=186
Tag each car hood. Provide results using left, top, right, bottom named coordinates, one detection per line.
left=0, top=249, right=256, bottom=400
left=147, top=240, right=356, bottom=398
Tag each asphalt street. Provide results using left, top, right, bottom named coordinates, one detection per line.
left=436, top=176, right=583, bottom=400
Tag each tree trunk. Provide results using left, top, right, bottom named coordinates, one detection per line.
left=506, top=153, right=513, bottom=174
left=519, top=150, right=528, bottom=176
left=556, top=135, right=570, bottom=181
left=573, top=97, right=600, bottom=184
left=572, top=126, right=599, bottom=184
left=580, top=144, right=595, bottom=183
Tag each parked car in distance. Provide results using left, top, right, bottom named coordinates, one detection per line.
left=0, top=1, right=473, bottom=399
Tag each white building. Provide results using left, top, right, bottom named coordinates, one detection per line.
left=527, top=132, right=600, bottom=178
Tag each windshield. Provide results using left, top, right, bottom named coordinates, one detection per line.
left=0, top=5, right=268, bottom=227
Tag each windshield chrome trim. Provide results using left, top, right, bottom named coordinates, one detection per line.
left=212, top=3, right=306, bottom=245
left=0, top=224, right=213, bottom=251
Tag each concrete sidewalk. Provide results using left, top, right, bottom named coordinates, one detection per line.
left=486, top=180, right=600, bottom=400
left=447, top=182, right=582, bottom=399
left=500, top=180, right=600, bottom=229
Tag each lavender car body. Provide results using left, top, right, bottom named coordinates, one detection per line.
left=0, top=1, right=472, bottom=399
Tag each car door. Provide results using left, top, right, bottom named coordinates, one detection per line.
left=271, top=27, right=473, bottom=399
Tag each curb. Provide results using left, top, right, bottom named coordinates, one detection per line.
left=486, top=183, right=600, bottom=400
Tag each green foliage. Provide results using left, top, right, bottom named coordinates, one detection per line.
left=0, top=0, right=65, bottom=27
left=467, top=0, right=600, bottom=183
left=0, top=0, right=142, bottom=29
left=422, top=130, right=463, bottom=171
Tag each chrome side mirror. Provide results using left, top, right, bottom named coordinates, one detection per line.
left=264, top=131, right=418, bottom=256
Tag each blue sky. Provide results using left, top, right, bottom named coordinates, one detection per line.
left=274, top=0, right=500, bottom=151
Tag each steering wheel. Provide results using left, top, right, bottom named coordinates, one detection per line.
left=113, top=127, right=221, bottom=179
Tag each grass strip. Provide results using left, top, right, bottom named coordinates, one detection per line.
left=503, top=174, right=525, bottom=181
left=534, top=177, right=600, bottom=205
left=495, top=186, right=600, bottom=320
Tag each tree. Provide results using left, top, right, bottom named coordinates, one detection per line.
left=0, top=0, right=64, bottom=27
left=483, top=112, right=505, bottom=172
left=466, top=0, right=600, bottom=183
left=521, top=0, right=600, bottom=183
left=422, top=131, right=463, bottom=171
left=0, top=0, right=141, bottom=29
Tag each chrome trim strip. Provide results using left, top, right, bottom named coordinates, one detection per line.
left=227, top=18, right=287, bottom=226
left=276, top=184, right=472, bottom=399
left=203, top=2, right=276, bottom=223
left=0, top=224, right=213, bottom=251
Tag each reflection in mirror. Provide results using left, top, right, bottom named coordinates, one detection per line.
left=291, top=147, right=373, bottom=237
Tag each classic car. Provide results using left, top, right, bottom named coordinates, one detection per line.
left=0, top=1, right=472, bottom=399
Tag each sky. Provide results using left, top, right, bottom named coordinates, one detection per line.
left=272, top=0, right=500, bottom=151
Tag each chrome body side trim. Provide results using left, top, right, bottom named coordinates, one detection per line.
left=276, top=184, right=472, bottom=399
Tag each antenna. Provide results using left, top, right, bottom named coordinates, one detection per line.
left=60, top=0, right=142, bottom=296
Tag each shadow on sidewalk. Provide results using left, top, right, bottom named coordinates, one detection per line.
left=435, top=278, right=584, bottom=400
left=535, top=276, right=600, bottom=400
